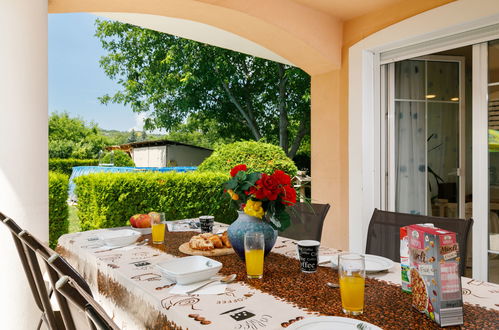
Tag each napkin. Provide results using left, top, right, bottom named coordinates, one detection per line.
left=169, top=279, right=227, bottom=295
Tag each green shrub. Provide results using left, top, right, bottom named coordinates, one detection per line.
left=75, top=171, right=236, bottom=231
left=198, top=141, right=298, bottom=176
left=49, top=158, right=99, bottom=176
left=100, top=150, right=135, bottom=167
left=49, top=171, right=69, bottom=248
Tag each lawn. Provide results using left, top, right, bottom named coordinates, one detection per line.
left=68, top=204, right=80, bottom=233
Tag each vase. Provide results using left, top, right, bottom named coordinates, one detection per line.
left=227, top=211, right=277, bottom=261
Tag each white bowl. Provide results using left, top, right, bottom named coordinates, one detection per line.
left=97, top=229, right=141, bottom=247
left=156, top=256, right=222, bottom=285
left=130, top=226, right=152, bottom=235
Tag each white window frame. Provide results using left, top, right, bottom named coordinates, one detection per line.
left=348, top=0, right=499, bottom=281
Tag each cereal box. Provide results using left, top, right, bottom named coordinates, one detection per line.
left=408, top=224, right=463, bottom=327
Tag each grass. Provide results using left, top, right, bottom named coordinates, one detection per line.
left=68, top=204, right=81, bottom=233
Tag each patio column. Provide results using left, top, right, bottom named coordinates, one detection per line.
left=0, top=0, right=48, bottom=327
left=311, top=70, right=349, bottom=250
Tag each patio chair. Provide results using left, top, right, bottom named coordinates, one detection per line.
left=19, top=230, right=95, bottom=330
left=365, top=209, right=473, bottom=276
left=1, top=213, right=64, bottom=330
left=280, top=203, right=330, bottom=241
left=55, top=276, right=119, bottom=330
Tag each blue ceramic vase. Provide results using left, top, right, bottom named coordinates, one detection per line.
left=227, top=211, right=277, bottom=261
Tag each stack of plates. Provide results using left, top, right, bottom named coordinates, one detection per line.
left=328, top=254, right=394, bottom=273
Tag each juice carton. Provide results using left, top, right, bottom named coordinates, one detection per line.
left=408, top=224, right=463, bottom=327
left=400, top=226, right=411, bottom=293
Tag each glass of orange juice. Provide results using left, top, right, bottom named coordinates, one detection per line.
left=151, top=213, right=166, bottom=244
left=338, top=253, right=365, bottom=315
left=244, top=232, right=264, bottom=279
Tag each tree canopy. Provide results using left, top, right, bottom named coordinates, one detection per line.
left=49, top=112, right=110, bottom=159
left=95, top=20, right=310, bottom=158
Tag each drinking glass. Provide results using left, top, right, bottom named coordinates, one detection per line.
left=151, top=213, right=166, bottom=244
left=338, top=253, right=366, bottom=315
left=244, top=232, right=265, bottom=279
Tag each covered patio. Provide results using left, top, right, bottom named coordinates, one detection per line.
left=2, top=0, right=499, bottom=328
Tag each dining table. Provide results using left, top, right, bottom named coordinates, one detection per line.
left=57, top=220, right=499, bottom=329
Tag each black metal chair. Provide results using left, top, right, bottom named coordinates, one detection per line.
left=280, top=203, right=330, bottom=241
left=56, top=276, right=120, bottom=330
left=1, top=213, right=63, bottom=329
left=19, top=230, right=96, bottom=330
left=365, top=208, right=473, bottom=276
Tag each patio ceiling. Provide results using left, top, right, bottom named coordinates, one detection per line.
left=95, top=13, right=294, bottom=66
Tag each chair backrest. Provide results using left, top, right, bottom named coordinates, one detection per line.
left=280, top=203, right=330, bottom=241
left=56, top=276, right=120, bottom=330
left=365, top=209, right=473, bottom=276
left=19, top=230, right=95, bottom=330
left=1, top=214, right=59, bottom=328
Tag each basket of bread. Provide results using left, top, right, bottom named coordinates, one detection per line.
left=179, top=232, right=234, bottom=256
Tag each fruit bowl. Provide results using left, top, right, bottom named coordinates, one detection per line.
left=131, top=226, right=152, bottom=235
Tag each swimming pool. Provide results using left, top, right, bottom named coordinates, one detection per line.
left=68, top=166, right=197, bottom=201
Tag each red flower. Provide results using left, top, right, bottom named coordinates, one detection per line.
left=281, top=185, right=297, bottom=205
left=254, top=174, right=280, bottom=201
left=230, top=164, right=247, bottom=177
left=272, top=170, right=291, bottom=185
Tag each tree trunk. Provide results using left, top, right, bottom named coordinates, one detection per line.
left=287, top=114, right=309, bottom=159
left=277, top=64, right=289, bottom=154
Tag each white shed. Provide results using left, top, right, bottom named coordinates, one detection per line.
left=108, top=140, right=213, bottom=167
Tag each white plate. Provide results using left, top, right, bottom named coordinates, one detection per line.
left=96, top=229, right=140, bottom=247
left=331, top=254, right=394, bottom=273
left=288, top=316, right=382, bottom=330
left=156, top=256, right=222, bottom=285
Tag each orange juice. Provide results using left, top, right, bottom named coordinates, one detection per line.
left=151, top=223, right=165, bottom=244
left=339, top=275, right=365, bottom=314
left=245, top=249, right=264, bottom=278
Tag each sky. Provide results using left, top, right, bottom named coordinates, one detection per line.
left=49, top=13, right=146, bottom=132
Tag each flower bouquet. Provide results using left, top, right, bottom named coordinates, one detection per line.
left=224, top=164, right=297, bottom=231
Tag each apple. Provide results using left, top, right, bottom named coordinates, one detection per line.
left=129, top=214, right=141, bottom=227
left=136, top=214, right=151, bottom=228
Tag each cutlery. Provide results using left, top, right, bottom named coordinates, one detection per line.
left=186, top=273, right=237, bottom=295
left=95, top=239, right=149, bottom=253
left=326, top=282, right=370, bottom=288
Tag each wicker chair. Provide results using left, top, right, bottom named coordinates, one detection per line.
left=365, top=208, right=473, bottom=276
left=279, top=203, right=330, bottom=241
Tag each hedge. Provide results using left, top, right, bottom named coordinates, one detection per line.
left=198, top=141, right=298, bottom=176
left=74, top=171, right=237, bottom=231
left=49, top=171, right=69, bottom=248
left=100, top=150, right=135, bottom=167
left=49, top=158, right=99, bottom=176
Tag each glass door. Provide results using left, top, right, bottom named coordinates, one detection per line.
left=385, top=56, right=465, bottom=218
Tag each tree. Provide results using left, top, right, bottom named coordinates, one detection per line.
left=49, top=112, right=110, bottom=159
left=127, top=129, right=138, bottom=143
left=95, top=20, right=310, bottom=158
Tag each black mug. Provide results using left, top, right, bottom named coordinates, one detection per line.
left=297, top=240, right=320, bottom=273
left=199, top=215, right=214, bottom=233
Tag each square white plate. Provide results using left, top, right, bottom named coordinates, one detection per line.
left=156, top=256, right=222, bottom=285
left=96, top=229, right=140, bottom=247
